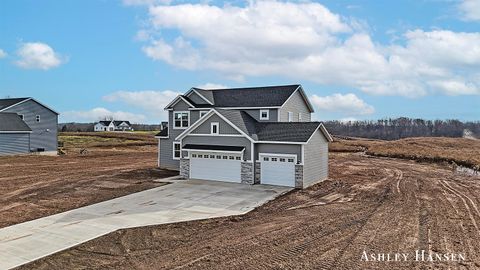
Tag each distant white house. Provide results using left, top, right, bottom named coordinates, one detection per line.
left=94, top=120, right=133, bottom=132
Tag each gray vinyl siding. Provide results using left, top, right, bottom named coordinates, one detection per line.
left=182, top=135, right=252, bottom=161
left=242, top=109, right=278, bottom=122
left=4, top=100, right=58, bottom=152
left=254, top=143, right=302, bottom=162
left=159, top=138, right=180, bottom=170
left=279, top=90, right=311, bottom=122
left=0, top=133, right=30, bottom=155
left=191, top=114, right=240, bottom=135
left=303, top=130, right=329, bottom=188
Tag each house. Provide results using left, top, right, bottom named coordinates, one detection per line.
left=94, top=120, right=133, bottom=132
left=155, top=84, right=333, bottom=188
left=0, top=97, right=59, bottom=155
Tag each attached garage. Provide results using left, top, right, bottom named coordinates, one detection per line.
left=184, top=144, right=245, bottom=183
left=259, top=153, right=297, bottom=187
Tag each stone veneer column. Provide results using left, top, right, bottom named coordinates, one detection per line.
left=254, top=162, right=261, bottom=184
left=241, top=162, right=254, bottom=184
left=295, top=164, right=303, bottom=189
left=179, top=158, right=190, bottom=179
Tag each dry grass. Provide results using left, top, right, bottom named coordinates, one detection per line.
left=59, top=132, right=157, bottom=149
left=332, top=137, right=480, bottom=169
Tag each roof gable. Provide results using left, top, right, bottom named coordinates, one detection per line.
left=0, top=113, right=32, bottom=132
left=0, top=97, right=59, bottom=115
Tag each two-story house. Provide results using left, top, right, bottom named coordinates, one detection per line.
left=94, top=120, right=133, bottom=132
left=0, top=97, right=59, bottom=155
left=155, top=84, right=333, bottom=188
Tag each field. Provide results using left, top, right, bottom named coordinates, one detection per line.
left=0, top=132, right=176, bottom=228
left=20, top=137, right=480, bottom=270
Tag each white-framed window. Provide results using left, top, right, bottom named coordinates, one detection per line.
left=299, top=113, right=302, bottom=121
left=260, top=109, right=269, bottom=120
left=18, top=114, right=24, bottom=120
left=288, top=112, right=293, bottom=122
left=211, top=122, right=219, bottom=135
left=174, top=112, right=189, bottom=129
left=199, top=111, right=209, bottom=118
left=36, top=115, right=41, bottom=122
left=173, top=142, right=181, bottom=160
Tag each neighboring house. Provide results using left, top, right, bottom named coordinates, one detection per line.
left=94, top=120, right=133, bottom=132
left=0, top=97, right=59, bottom=155
left=155, top=84, right=333, bottom=188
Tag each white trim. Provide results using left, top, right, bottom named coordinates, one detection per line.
left=305, top=123, right=333, bottom=143
left=215, top=106, right=280, bottom=110
left=187, top=88, right=214, bottom=105
left=259, top=153, right=298, bottom=163
left=186, top=133, right=244, bottom=137
left=0, top=131, right=32, bottom=133
left=299, top=112, right=302, bottom=121
left=251, top=141, right=254, bottom=162
left=259, top=109, right=269, bottom=120
left=0, top=98, right=60, bottom=115
left=255, top=141, right=305, bottom=145
left=164, top=95, right=195, bottom=110
left=199, top=110, right=209, bottom=117
left=172, top=111, right=190, bottom=129
left=278, top=85, right=315, bottom=113
left=287, top=111, right=293, bottom=122
left=155, top=136, right=169, bottom=139
left=301, top=144, right=305, bottom=164
left=184, top=149, right=245, bottom=154
left=172, top=141, right=181, bottom=160
left=157, top=139, right=161, bottom=167
left=211, top=122, right=219, bottom=135
left=176, top=109, right=254, bottom=142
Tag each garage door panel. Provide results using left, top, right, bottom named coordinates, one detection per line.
left=190, top=152, right=241, bottom=183
left=260, top=154, right=296, bottom=187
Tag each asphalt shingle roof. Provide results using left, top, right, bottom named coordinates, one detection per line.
left=155, top=127, right=168, bottom=137
left=0, top=113, right=31, bottom=132
left=193, top=85, right=300, bottom=108
left=0, top=98, right=29, bottom=111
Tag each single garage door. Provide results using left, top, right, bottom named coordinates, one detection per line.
left=190, top=152, right=242, bottom=183
left=260, top=154, right=296, bottom=187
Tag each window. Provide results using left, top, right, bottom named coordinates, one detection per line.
left=200, top=111, right=208, bottom=118
left=236, top=156, right=241, bottom=160
left=288, top=158, right=294, bottom=163
left=299, top=113, right=302, bottom=121
left=280, top=158, right=286, bottom=162
left=174, top=112, right=189, bottom=129
left=19, top=114, right=24, bottom=120
left=192, top=154, right=197, bottom=158
left=263, top=157, right=269, bottom=161
left=223, top=156, right=228, bottom=159
left=229, top=156, right=234, bottom=160
left=260, top=109, right=269, bottom=120
left=216, top=155, right=221, bottom=159
left=210, top=155, right=215, bottom=159
left=271, top=157, right=278, bottom=162
left=288, top=112, right=293, bottom=122
left=36, top=115, right=41, bottom=122
left=173, top=142, right=181, bottom=160
left=211, top=122, right=219, bottom=135
left=198, top=154, right=203, bottom=158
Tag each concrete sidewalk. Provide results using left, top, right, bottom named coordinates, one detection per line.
left=0, top=180, right=290, bottom=269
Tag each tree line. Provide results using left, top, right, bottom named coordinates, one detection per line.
left=323, top=118, right=480, bottom=140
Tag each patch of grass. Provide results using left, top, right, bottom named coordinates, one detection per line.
left=59, top=132, right=157, bottom=149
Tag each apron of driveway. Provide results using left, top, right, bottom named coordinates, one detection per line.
left=0, top=179, right=290, bottom=269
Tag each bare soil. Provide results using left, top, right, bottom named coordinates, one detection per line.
left=0, top=146, right=177, bottom=228
left=21, top=152, right=480, bottom=270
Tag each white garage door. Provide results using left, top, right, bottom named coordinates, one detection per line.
left=190, top=152, right=242, bottom=183
left=260, top=154, right=296, bottom=187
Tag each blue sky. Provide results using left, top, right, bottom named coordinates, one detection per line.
left=0, top=0, right=479, bottom=123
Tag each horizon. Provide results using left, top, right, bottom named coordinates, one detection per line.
left=1, top=0, right=480, bottom=124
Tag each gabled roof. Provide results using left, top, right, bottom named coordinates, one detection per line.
left=175, top=109, right=332, bottom=143
left=0, top=97, right=59, bottom=115
left=97, top=121, right=112, bottom=126
left=0, top=113, right=32, bottom=132
left=113, top=121, right=131, bottom=126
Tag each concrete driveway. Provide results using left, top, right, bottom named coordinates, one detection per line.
left=0, top=179, right=290, bottom=269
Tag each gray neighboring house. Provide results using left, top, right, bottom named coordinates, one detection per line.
left=0, top=98, right=59, bottom=156
left=156, top=84, right=333, bottom=189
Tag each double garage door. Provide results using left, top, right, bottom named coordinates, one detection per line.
left=190, top=152, right=242, bottom=183
left=260, top=154, right=296, bottom=187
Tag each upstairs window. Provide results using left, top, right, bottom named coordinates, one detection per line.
left=174, top=112, right=189, bottom=128
left=288, top=112, right=293, bottom=122
left=211, top=122, right=219, bottom=135
left=260, top=109, right=269, bottom=120
left=36, top=115, right=41, bottom=122
left=173, top=142, right=181, bottom=160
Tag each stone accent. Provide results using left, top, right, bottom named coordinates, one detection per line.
left=241, top=162, right=254, bottom=184
left=179, top=158, right=190, bottom=179
left=295, top=164, right=303, bottom=189
left=254, top=162, right=261, bottom=184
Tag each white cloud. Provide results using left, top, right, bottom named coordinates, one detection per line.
left=458, top=0, right=480, bottom=21
left=103, top=90, right=182, bottom=119
left=0, top=49, right=6, bottom=58
left=61, top=108, right=146, bottom=123
left=196, top=83, right=227, bottom=89
left=15, top=42, right=65, bottom=70
left=133, top=1, right=480, bottom=97
left=311, top=93, right=375, bottom=116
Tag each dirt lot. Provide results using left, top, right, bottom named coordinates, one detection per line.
left=22, top=150, right=480, bottom=269
left=0, top=143, right=177, bottom=228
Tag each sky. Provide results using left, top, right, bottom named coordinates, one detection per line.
left=0, top=0, right=479, bottom=124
